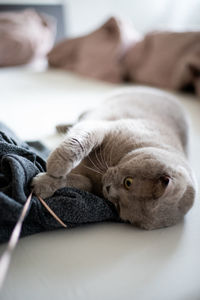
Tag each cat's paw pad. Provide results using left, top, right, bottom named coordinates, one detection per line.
left=31, top=172, right=62, bottom=199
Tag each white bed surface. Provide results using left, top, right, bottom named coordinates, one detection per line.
left=0, top=67, right=200, bottom=300
left=0, top=66, right=116, bottom=140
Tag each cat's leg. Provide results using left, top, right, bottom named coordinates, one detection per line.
left=47, top=120, right=108, bottom=177
left=32, top=121, right=108, bottom=197
left=31, top=172, right=92, bottom=199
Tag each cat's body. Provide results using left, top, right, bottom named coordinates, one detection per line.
left=32, top=87, right=196, bottom=229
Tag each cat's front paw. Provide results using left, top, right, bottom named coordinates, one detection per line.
left=31, top=172, right=65, bottom=199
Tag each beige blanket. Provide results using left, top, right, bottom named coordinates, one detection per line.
left=48, top=17, right=139, bottom=83
left=48, top=17, right=200, bottom=96
left=123, top=31, right=200, bottom=95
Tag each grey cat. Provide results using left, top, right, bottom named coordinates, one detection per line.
left=32, top=87, right=197, bottom=230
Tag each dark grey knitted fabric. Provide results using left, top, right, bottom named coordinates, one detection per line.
left=0, top=123, right=120, bottom=244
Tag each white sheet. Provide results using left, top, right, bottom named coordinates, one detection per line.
left=0, top=67, right=117, bottom=140
left=0, top=67, right=200, bottom=300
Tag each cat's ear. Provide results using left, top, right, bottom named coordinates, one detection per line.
left=178, top=184, right=195, bottom=215
left=154, top=175, right=171, bottom=199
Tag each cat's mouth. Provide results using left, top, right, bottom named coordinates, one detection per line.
left=109, top=197, right=121, bottom=214
left=114, top=201, right=120, bottom=214
left=102, top=185, right=121, bottom=213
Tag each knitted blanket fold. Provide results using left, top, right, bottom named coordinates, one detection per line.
left=0, top=123, right=120, bottom=244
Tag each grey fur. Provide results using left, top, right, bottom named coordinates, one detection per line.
left=32, top=87, right=197, bottom=229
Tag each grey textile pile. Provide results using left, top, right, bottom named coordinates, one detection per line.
left=0, top=123, right=120, bottom=244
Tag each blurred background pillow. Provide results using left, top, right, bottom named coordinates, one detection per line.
left=0, top=9, right=56, bottom=67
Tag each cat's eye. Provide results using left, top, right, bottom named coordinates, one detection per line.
left=124, top=177, right=133, bottom=190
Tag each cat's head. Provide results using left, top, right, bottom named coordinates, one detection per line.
left=102, top=148, right=196, bottom=230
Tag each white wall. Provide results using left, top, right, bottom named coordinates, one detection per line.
left=1, top=0, right=200, bottom=37
left=64, top=0, right=200, bottom=37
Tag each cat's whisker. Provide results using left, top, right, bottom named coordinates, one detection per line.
left=108, top=144, right=113, bottom=167
left=94, top=148, right=106, bottom=172
left=87, top=155, right=104, bottom=174
left=99, top=145, right=105, bottom=169
left=104, top=151, right=109, bottom=169
left=101, top=143, right=109, bottom=170
left=83, top=164, right=103, bottom=175
left=99, top=144, right=108, bottom=171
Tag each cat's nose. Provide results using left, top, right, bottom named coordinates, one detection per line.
left=106, top=185, right=111, bottom=193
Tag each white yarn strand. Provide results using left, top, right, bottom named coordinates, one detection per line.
left=0, top=191, right=33, bottom=290
left=0, top=191, right=67, bottom=290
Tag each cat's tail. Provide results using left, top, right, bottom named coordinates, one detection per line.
left=56, top=124, right=73, bottom=134
left=56, top=110, right=89, bottom=134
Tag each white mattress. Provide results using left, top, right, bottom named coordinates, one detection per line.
left=0, top=66, right=200, bottom=300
